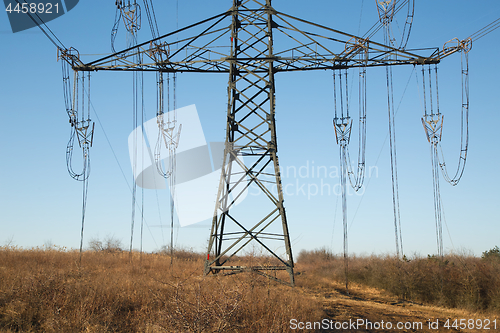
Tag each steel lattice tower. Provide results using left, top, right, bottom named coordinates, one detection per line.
left=61, top=0, right=470, bottom=286
left=205, top=0, right=294, bottom=285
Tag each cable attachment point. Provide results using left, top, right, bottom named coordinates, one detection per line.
left=57, top=47, right=80, bottom=67
left=343, top=37, right=368, bottom=59
left=157, top=115, right=182, bottom=149
left=149, top=41, right=170, bottom=65
left=155, top=114, right=182, bottom=179
left=421, top=113, right=444, bottom=144
left=333, top=117, right=353, bottom=145
left=154, top=72, right=182, bottom=179
left=376, top=0, right=395, bottom=24
left=75, top=120, right=95, bottom=149
left=442, top=37, right=472, bottom=57
left=121, top=2, right=142, bottom=34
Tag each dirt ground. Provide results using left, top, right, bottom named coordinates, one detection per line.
left=299, top=280, right=500, bottom=333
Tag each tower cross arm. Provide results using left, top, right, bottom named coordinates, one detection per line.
left=70, top=6, right=443, bottom=74
left=73, top=47, right=440, bottom=73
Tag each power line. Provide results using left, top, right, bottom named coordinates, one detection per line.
left=348, top=66, right=415, bottom=235
left=86, top=97, right=160, bottom=251
left=469, top=17, right=500, bottom=41
left=14, top=0, right=67, bottom=49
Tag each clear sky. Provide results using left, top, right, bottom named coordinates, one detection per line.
left=1, top=0, right=499, bottom=258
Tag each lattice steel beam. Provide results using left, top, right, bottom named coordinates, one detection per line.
left=70, top=1, right=451, bottom=74
left=202, top=0, right=294, bottom=286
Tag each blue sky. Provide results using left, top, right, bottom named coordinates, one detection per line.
left=1, top=0, right=499, bottom=258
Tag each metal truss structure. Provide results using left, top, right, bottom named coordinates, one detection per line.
left=61, top=0, right=471, bottom=286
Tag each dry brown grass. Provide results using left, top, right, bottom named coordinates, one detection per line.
left=296, top=248, right=500, bottom=314
left=0, top=247, right=322, bottom=332
left=2, top=246, right=499, bottom=332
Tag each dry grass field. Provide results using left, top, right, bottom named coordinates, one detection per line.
left=0, top=246, right=321, bottom=332
left=0, top=245, right=499, bottom=332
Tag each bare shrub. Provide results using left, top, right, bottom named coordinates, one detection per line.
left=88, top=235, right=123, bottom=253
left=157, top=245, right=202, bottom=261
left=88, top=236, right=103, bottom=252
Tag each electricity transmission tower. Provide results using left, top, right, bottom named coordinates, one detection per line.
left=60, top=0, right=476, bottom=286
